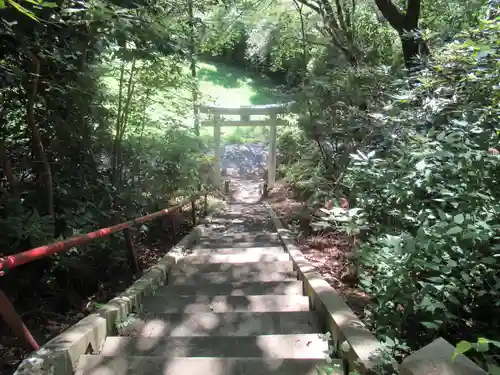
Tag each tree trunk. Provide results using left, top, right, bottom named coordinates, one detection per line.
left=0, top=140, right=16, bottom=196
left=112, top=62, right=126, bottom=188
left=27, top=51, right=54, bottom=219
left=400, top=34, right=428, bottom=70
left=188, top=0, right=199, bottom=136
left=374, top=0, right=429, bottom=71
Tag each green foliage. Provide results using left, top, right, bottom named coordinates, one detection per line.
left=0, top=0, right=211, bottom=310
left=348, top=20, right=499, bottom=349
left=270, top=0, right=500, bottom=367
left=453, top=338, right=500, bottom=374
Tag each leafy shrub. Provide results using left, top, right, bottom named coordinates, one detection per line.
left=347, top=19, right=500, bottom=351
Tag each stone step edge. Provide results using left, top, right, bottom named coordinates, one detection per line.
left=167, top=270, right=298, bottom=285
left=169, top=260, right=294, bottom=274
left=151, top=280, right=305, bottom=296
left=100, top=333, right=331, bottom=358
left=117, top=311, right=323, bottom=337
left=264, top=203, right=387, bottom=375
left=75, top=355, right=344, bottom=375
left=140, top=294, right=310, bottom=313
left=177, top=253, right=290, bottom=263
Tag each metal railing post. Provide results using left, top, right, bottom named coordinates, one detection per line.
left=0, top=288, right=39, bottom=351
left=191, top=199, right=196, bottom=225
left=170, top=209, right=177, bottom=242
left=123, top=228, right=140, bottom=277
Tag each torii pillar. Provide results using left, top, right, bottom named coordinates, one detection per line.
left=267, top=114, right=277, bottom=189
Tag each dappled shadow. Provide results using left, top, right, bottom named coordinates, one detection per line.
left=154, top=280, right=304, bottom=297
left=79, top=354, right=336, bottom=375
left=165, top=261, right=297, bottom=285
left=74, top=198, right=349, bottom=375
left=198, top=67, right=242, bottom=89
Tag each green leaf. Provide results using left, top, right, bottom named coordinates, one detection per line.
left=421, top=321, right=440, bottom=330
left=453, top=214, right=464, bottom=224
left=0, top=0, right=5, bottom=8
left=486, top=339, right=500, bottom=349
left=452, top=341, right=473, bottom=361
left=446, top=226, right=462, bottom=235
left=415, top=159, right=426, bottom=171
left=39, top=1, right=58, bottom=7
left=487, top=364, right=500, bottom=375
left=437, top=209, right=447, bottom=221
left=447, top=294, right=460, bottom=305
left=7, top=0, right=39, bottom=20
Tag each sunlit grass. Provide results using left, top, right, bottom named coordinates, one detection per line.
left=102, top=59, right=277, bottom=139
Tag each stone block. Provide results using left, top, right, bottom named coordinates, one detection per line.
left=400, top=338, right=488, bottom=375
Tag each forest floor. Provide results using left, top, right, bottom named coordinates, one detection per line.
left=263, top=181, right=371, bottom=319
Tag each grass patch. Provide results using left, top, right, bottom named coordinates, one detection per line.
left=102, top=59, right=278, bottom=140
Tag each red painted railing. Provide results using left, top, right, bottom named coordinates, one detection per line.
left=0, top=192, right=208, bottom=352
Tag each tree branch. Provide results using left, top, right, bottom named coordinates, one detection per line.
left=374, top=0, right=405, bottom=32
left=293, top=0, right=321, bottom=14
left=405, top=0, right=421, bottom=29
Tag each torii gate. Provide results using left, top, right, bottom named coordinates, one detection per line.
left=199, top=103, right=292, bottom=189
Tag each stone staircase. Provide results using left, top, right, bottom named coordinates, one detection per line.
left=74, top=203, right=343, bottom=375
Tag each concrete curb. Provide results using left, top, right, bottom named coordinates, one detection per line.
left=265, top=203, right=386, bottom=374
left=13, top=225, right=204, bottom=375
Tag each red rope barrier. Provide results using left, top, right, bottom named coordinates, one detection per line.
left=0, top=191, right=207, bottom=353
left=0, top=194, right=199, bottom=274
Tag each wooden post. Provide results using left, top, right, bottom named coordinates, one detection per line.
left=262, top=182, right=268, bottom=197
left=191, top=199, right=196, bottom=225
left=224, top=180, right=230, bottom=195
left=268, top=113, right=277, bottom=188
left=123, top=228, right=140, bottom=276
left=214, top=114, right=222, bottom=188
left=204, top=193, right=208, bottom=216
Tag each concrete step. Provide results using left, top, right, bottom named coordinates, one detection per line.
left=178, top=252, right=290, bottom=264
left=100, top=333, right=329, bottom=358
left=142, top=294, right=310, bottom=313
left=184, top=245, right=286, bottom=256
left=169, top=261, right=293, bottom=276
left=194, top=240, right=282, bottom=249
left=196, top=233, right=282, bottom=247
left=168, top=268, right=296, bottom=285
left=152, top=281, right=304, bottom=296
left=196, top=232, right=279, bottom=242
left=118, top=311, right=322, bottom=337
left=76, top=355, right=343, bottom=375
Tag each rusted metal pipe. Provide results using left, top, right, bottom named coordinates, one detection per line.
left=0, top=190, right=208, bottom=357
left=0, top=288, right=39, bottom=350
left=0, top=193, right=204, bottom=274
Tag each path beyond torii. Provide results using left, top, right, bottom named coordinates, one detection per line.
left=73, top=193, right=343, bottom=375
left=200, top=102, right=293, bottom=189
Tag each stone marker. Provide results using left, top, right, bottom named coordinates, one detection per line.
left=400, top=337, right=488, bottom=375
